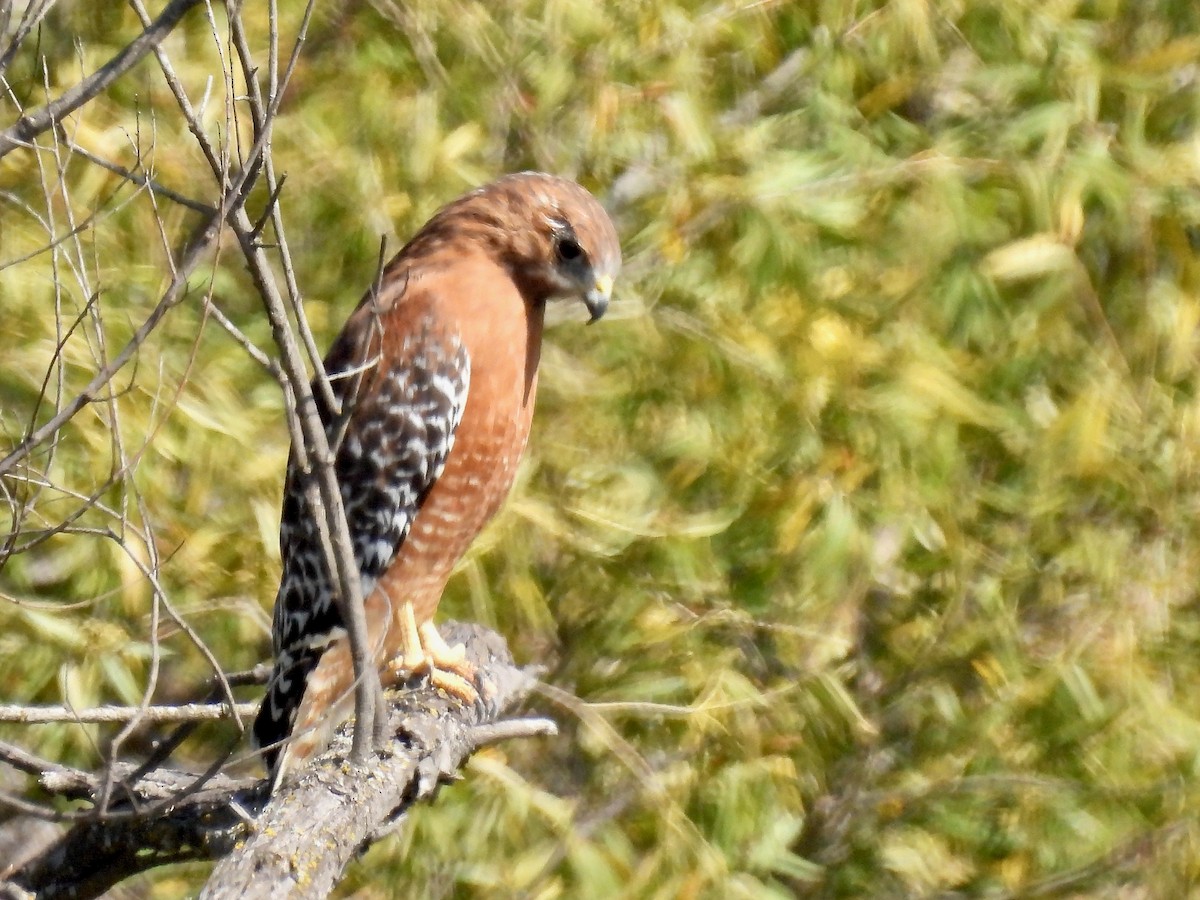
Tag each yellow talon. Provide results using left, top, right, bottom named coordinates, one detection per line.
left=386, top=604, right=478, bottom=703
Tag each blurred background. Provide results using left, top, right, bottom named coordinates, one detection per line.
left=2, top=0, right=1200, bottom=895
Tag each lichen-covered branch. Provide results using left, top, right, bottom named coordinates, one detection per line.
left=2, top=624, right=552, bottom=900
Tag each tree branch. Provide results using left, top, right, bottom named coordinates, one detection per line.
left=0, top=702, right=258, bottom=724
left=54, top=128, right=217, bottom=215
left=2, top=624, right=551, bottom=900
left=0, top=0, right=58, bottom=78
left=0, top=208, right=222, bottom=479
left=0, top=0, right=205, bottom=160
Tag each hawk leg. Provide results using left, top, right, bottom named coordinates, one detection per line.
left=388, top=600, right=479, bottom=703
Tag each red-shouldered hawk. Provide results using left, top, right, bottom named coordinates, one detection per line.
left=252, top=172, right=621, bottom=782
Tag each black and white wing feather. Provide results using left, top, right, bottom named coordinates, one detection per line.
left=252, top=308, right=469, bottom=769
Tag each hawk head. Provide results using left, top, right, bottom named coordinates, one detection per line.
left=417, top=171, right=622, bottom=322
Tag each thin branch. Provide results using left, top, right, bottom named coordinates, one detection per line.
left=468, top=717, right=557, bottom=747
left=225, top=0, right=386, bottom=763
left=0, top=739, right=88, bottom=781
left=220, top=664, right=272, bottom=688
left=228, top=6, right=337, bottom=416
left=200, top=297, right=278, bottom=373
left=0, top=153, right=168, bottom=272
left=54, top=128, right=216, bottom=214
left=136, top=0, right=382, bottom=763
left=0, top=0, right=57, bottom=78
left=0, top=787, right=74, bottom=822
left=0, top=209, right=223, bottom=478
left=0, top=702, right=258, bottom=724
left=0, top=0, right=205, bottom=159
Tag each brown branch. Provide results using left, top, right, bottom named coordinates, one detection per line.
left=227, top=3, right=339, bottom=418
left=221, top=1, right=382, bottom=754
left=0, top=0, right=205, bottom=160
left=2, top=624, right=550, bottom=900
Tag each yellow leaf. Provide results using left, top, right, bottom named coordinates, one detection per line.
left=983, top=235, right=1076, bottom=282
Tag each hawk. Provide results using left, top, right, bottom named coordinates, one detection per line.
left=252, top=172, right=621, bottom=782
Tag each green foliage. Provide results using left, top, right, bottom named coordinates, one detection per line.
left=3, top=0, right=1200, bottom=894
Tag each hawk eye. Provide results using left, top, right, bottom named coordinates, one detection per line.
left=556, top=237, right=583, bottom=262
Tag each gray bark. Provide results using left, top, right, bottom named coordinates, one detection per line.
left=2, top=624, right=551, bottom=900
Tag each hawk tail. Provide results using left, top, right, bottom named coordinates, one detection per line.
left=252, top=648, right=320, bottom=774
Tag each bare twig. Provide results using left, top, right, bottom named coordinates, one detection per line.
left=468, top=717, right=557, bottom=746
left=0, top=702, right=258, bottom=724
left=0, top=739, right=89, bottom=781
left=199, top=296, right=279, bottom=373
left=227, top=3, right=338, bottom=417
left=0, top=209, right=222, bottom=478
left=132, top=0, right=383, bottom=762
left=0, top=0, right=57, bottom=77
left=54, top=128, right=216, bottom=215
left=0, top=0, right=205, bottom=159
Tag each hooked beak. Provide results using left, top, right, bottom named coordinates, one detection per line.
left=584, top=273, right=613, bottom=323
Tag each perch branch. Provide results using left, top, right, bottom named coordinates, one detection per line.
left=201, top=623, right=549, bottom=898
left=2, top=624, right=550, bottom=900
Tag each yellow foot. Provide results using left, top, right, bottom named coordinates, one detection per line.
left=386, top=602, right=479, bottom=704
